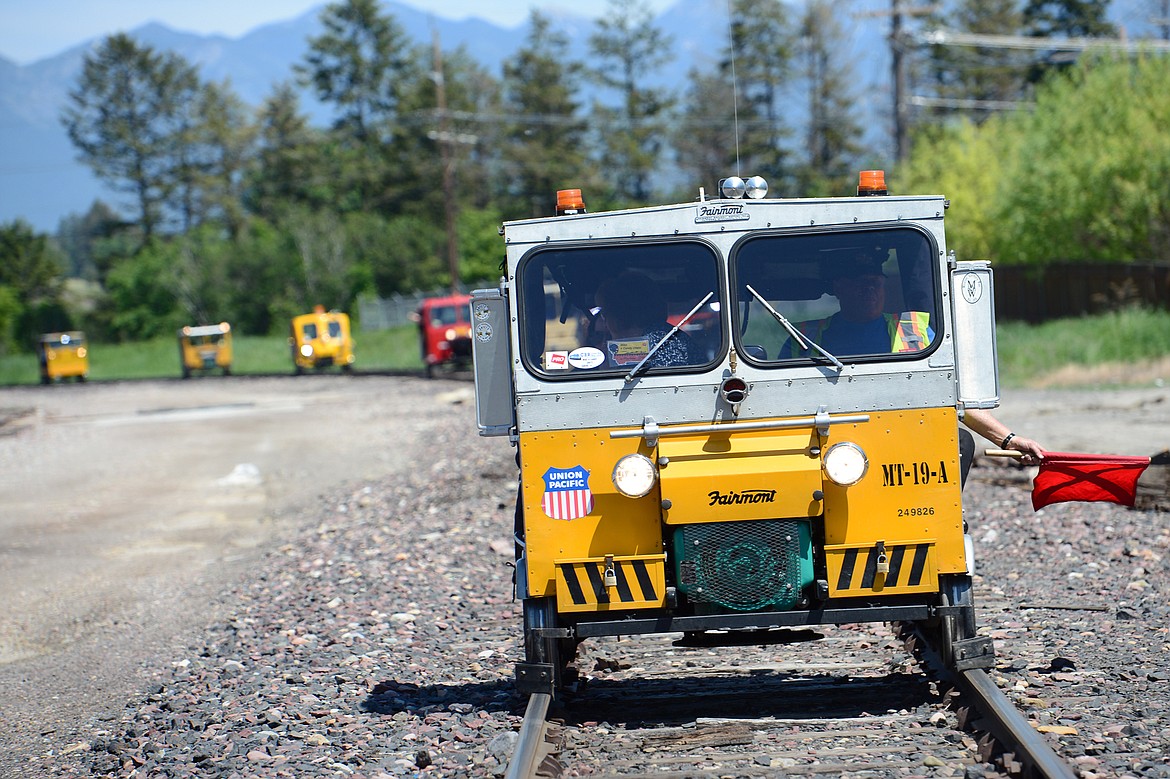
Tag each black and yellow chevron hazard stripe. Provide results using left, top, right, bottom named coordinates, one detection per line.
left=825, top=541, right=937, bottom=597
left=555, top=554, right=666, bottom=613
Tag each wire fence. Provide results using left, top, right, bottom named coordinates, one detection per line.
left=356, top=280, right=499, bottom=330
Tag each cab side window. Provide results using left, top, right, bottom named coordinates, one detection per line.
left=519, top=241, right=723, bottom=378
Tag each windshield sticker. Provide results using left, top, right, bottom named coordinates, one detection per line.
left=606, top=337, right=652, bottom=366
left=544, top=351, right=569, bottom=370
left=695, top=203, right=750, bottom=223
left=541, top=465, right=593, bottom=520
left=567, top=347, right=605, bottom=369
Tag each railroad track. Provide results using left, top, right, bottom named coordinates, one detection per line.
left=505, top=623, right=1079, bottom=778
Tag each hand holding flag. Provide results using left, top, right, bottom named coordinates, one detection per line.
left=987, top=449, right=1152, bottom=510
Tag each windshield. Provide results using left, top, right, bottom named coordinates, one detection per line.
left=519, top=241, right=723, bottom=377
left=732, top=227, right=940, bottom=365
left=44, top=334, right=85, bottom=347
left=429, top=305, right=467, bottom=327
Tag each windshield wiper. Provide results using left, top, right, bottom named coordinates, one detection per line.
left=745, top=284, right=844, bottom=371
left=625, top=291, right=715, bottom=383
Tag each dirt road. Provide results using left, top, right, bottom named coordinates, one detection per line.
left=0, top=374, right=1165, bottom=769
left=0, top=374, right=474, bottom=766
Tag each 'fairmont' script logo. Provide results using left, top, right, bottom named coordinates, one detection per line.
left=695, top=203, right=750, bottom=223
left=707, top=489, right=776, bottom=506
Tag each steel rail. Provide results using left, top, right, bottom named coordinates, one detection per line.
left=505, top=692, right=551, bottom=779
left=956, top=669, right=1078, bottom=779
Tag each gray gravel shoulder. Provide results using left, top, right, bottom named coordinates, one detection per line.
left=7, top=384, right=1169, bottom=778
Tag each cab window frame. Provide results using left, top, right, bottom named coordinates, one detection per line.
left=729, top=224, right=944, bottom=368
left=516, top=238, right=727, bottom=381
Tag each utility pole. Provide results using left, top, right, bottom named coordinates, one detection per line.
left=432, top=30, right=460, bottom=295
left=858, top=1, right=935, bottom=162
left=891, top=0, right=909, bottom=163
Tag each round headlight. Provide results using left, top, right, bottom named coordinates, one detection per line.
left=823, top=442, right=868, bottom=486
left=300, top=344, right=314, bottom=357
left=745, top=175, right=769, bottom=199
left=720, top=176, right=746, bottom=199
left=612, top=453, right=658, bottom=498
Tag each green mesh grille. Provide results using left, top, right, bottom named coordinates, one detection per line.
left=673, top=519, right=813, bottom=612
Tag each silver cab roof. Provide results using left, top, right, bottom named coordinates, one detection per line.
left=501, top=194, right=947, bottom=249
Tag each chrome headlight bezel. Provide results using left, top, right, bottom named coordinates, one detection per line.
left=823, top=442, right=869, bottom=486
left=612, top=453, right=658, bottom=498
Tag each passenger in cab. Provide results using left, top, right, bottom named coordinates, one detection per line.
left=786, top=250, right=1045, bottom=481
left=594, top=271, right=702, bottom=369
left=794, top=249, right=933, bottom=357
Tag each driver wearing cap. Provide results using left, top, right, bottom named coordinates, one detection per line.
left=789, top=249, right=932, bottom=357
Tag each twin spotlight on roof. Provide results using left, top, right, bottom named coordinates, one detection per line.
left=717, top=175, right=769, bottom=200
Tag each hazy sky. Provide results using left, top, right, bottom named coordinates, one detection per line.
left=0, top=0, right=677, bottom=65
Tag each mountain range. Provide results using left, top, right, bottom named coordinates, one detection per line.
left=1, top=0, right=895, bottom=231
left=0, top=0, right=1156, bottom=232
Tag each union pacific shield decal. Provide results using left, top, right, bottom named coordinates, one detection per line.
left=541, top=465, right=593, bottom=520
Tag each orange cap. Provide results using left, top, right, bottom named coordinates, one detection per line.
left=857, top=170, right=887, bottom=195
left=556, top=189, right=586, bottom=214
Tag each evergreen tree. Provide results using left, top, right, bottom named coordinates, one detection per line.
left=297, top=0, right=416, bottom=142
left=724, top=0, right=797, bottom=189
left=795, top=0, right=863, bottom=196
left=922, top=0, right=1031, bottom=121
left=673, top=65, right=744, bottom=195
left=500, top=11, right=592, bottom=219
left=587, top=0, right=675, bottom=203
left=1024, top=0, right=1117, bottom=82
left=249, top=83, right=326, bottom=219
left=1024, top=0, right=1117, bottom=37
left=193, top=80, right=257, bottom=240
left=55, top=200, right=123, bottom=281
left=297, top=0, right=423, bottom=212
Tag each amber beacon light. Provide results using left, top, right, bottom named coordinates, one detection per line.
left=857, top=170, right=887, bottom=196
left=556, top=188, right=587, bottom=215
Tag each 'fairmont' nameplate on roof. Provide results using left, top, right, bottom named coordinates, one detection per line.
left=695, top=202, right=750, bottom=223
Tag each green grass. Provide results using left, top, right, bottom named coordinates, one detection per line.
left=0, top=324, right=426, bottom=386
left=996, top=307, right=1170, bottom=388
left=3, top=308, right=1168, bottom=388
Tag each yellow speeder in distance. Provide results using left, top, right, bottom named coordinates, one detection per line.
left=289, top=307, right=355, bottom=374
left=37, top=331, right=89, bottom=384
left=178, top=323, right=233, bottom=378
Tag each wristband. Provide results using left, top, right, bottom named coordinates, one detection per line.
left=1001, top=433, right=1016, bottom=449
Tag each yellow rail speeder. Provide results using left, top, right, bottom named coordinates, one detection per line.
left=472, top=172, right=1002, bottom=696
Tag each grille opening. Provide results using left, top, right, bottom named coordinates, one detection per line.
left=672, top=519, right=814, bottom=612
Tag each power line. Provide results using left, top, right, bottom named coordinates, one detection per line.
left=916, top=28, right=1170, bottom=51
left=908, top=95, right=1032, bottom=110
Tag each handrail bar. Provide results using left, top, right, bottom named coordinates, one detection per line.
left=609, top=413, right=870, bottom=440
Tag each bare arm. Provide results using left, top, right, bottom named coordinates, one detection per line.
left=962, top=407, right=1046, bottom=465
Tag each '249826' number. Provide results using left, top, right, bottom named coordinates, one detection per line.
left=897, top=506, right=935, bottom=517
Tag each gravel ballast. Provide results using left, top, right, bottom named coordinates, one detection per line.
left=5, top=386, right=1168, bottom=778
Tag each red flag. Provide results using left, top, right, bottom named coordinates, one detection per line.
left=1032, top=452, right=1151, bottom=510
